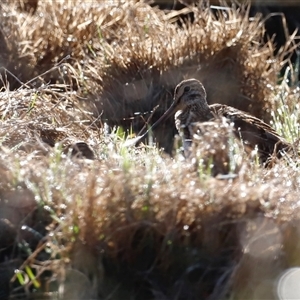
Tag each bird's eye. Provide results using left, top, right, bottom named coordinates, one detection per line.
left=184, top=86, right=190, bottom=93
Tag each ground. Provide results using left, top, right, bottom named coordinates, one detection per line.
left=0, top=1, right=300, bottom=299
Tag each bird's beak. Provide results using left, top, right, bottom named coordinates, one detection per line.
left=149, top=101, right=177, bottom=131
left=123, top=101, right=177, bottom=147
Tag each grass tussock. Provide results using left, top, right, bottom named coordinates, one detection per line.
left=85, top=2, right=297, bottom=152
left=0, top=0, right=167, bottom=89
left=1, top=136, right=300, bottom=299
left=1, top=0, right=297, bottom=150
left=0, top=85, right=98, bottom=154
left=0, top=0, right=300, bottom=299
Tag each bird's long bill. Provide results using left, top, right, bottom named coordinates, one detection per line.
left=149, top=101, right=177, bottom=132
left=123, top=102, right=177, bottom=147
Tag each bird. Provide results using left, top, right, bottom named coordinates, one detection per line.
left=125, top=78, right=291, bottom=163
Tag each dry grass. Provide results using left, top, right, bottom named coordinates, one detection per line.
left=1, top=132, right=300, bottom=299
left=1, top=0, right=297, bottom=151
left=0, top=0, right=300, bottom=299
left=0, top=86, right=98, bottom=156
left=85, top=2, right=297, bottom=152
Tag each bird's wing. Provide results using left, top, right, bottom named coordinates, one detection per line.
left=210, top=104, right=291, bottom=156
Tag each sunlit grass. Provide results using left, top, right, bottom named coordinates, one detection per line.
left=1, top=0, right=300, bottom=299
left=270, top=67, right=300, bottom=143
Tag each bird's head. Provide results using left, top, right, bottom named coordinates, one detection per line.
left=173, top=78, right=207, bottom=110
left=145, top=79, right=208, bottom=131
left=123, top=79, right=208, bottom=147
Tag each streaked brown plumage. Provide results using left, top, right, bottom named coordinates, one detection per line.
left=170, top=79, right=291, bottom=162
left=126, top=78, right=291, bottom=163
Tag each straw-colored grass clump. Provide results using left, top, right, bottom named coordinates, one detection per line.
left=86, top=3, right=296, bottom=152
left=0, top=87, right=98, bottom=155
left=1, top=132, right=300, bottom=299
left=1, top=0, right=296, bottom=150
left=0, top=0, right=300, bottom=299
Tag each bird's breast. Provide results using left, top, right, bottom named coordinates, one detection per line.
left=174, top=110, right=184, bottom=131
